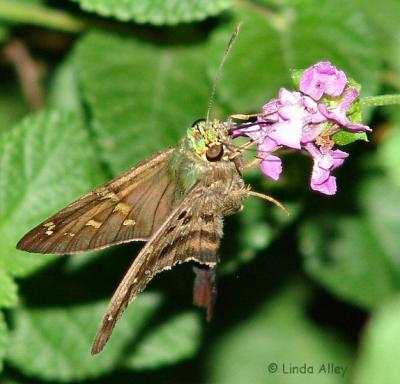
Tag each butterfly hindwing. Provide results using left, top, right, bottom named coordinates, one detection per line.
left=91, top=181, right=223, bottom=354
left=17, top=148, right=176, bottom=254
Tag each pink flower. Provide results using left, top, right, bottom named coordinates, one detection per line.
left=318, top=87, right=372, bottom=132
left=305, top=143, right=349, bottom=195
left=300, top=61, right=347, bottom=101
left=230, top=61, right=371, bottom=195
left=258, top=138, right=282, bottom=180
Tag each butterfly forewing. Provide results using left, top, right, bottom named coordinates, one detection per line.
left=91, top=181, right=223, bottom=354
left=17, top=148, right=176, bottom=254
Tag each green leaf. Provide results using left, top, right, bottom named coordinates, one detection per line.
left=0, top=311, right=8, bottom=373
left=0, top=269, right=18, bottom=308
left=6, top=294, right=163, bottom=381
left=70, top=0, right=231, bottom=25
left=208, top=0, right=381, bottom=113
left=300, top=172, right=400, bottom=309
left=206, top=283, right=352, bottom=384
left=0, top=110, right=105, bottom=277
left=359, top=176, right=400, bottom=273
left=353, top=295, right=400, bottom=384
left=289, top=0, right=381, bottom=98
left=208, top=12, right=286, bottom=112
left=332, top=130, right=368, bottom=146
left=124, top=311, right=202, bottom=369
left=300, top=215, right=399, bottom=309
left=48, top=57, right=85, bottom=116
left=355, top=0, right=400, bottom=43
left=74, top=30, right=211, bottom=174
left=0, top=81, right=28, bottom=133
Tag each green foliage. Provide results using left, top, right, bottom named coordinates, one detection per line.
left=0, top=311, right=8, bottom=372
left=74, top=30, right=211, bottom=174
left=353, top=295, right=400, bottom=383
left=0, top=87, right=28, bottom=133
left=0, top=0, right=399, bottom=383
left=207, top=0, right=381, bottom=112
left=6, top=295, right=198, bottom=380
left=70, top=0, right=232, bottom=25
left=0, top=111, right=104, bottom=277
left=123, top=311, right=202, bottom=369
left=0, top=270, right=18, bottom=308
left=207, top=284, right=352, bottom=384
left=299, top=145, right=400, bottom=310
left=331, top=130, right=367, bottom=146
left=288, top=0, right=381, bottom=97
left=379, top=111, right=400, bottom=187
left=300, top=215, right=400, bottom=309
left=0, top=23, right=9, bottom=42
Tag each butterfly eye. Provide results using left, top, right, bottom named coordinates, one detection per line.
left=206, top=144, right=224, bottom=162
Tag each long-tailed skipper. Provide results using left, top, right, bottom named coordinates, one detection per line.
left=17, top=26, right=285, bottom=355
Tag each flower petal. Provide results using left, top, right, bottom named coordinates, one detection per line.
left=311, top=174, right=337, bottom=195
left=300, top=61, right=347, bottom=101
left=260, top=154, right=282, bottom=180
left=318, top=103, right=371, bottom=132
left=330, top=148, right=349, bottom=169
left=269, top=121, right=303, bottom=149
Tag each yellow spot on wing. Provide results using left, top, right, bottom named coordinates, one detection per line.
left=105, top=192, right=120, bottom=202
left=43, top=222, right=56, bottom=230
left=86, top=220, right=102, bottom=229
left=96, top=188, right=119, bottom=202
left=113, top=202, right=130, bottom=215
left=123, top=219, right=136, bottom=226
left=45, top=230, right=53, bottom=236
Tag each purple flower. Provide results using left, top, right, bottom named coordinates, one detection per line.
left=318, top=87, right=371, bottom=132
left=230, top=61, right=371, bottom=195
left=300, top=61, right=347, bottom=101
left=305, top=143, right=349, bottom=195
left=237, top=89, right=326, bottom=147
left=258, top=139, right=282, bottom=180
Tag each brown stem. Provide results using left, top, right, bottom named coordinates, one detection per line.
left=2, top=39, right=45, bottom=111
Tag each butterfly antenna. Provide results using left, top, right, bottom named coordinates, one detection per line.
left=206, top=22, right=242, bottom=122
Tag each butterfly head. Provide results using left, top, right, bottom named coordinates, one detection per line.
left=187, top=119, right=231, bottom=162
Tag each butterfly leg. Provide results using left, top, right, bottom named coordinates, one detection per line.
left=248, top=190, right=290, bottom=216
left=241, top=157, right=261, bottom=171
left=229, top=113, right=262, bottom=123
left=193, top=265, right=217, bottom=321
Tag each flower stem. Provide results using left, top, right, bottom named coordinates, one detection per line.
left=0, top=1, right=86, bottom=33
left=360, top=94, right=400, bottom=107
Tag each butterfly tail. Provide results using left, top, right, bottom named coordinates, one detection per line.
left=193, top=265, right=217, bottom=321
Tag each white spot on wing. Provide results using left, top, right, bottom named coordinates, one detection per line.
left=123, top=219, right=136, bottom=226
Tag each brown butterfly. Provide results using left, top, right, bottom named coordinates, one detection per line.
left=17, top=26, right=287, bottom=354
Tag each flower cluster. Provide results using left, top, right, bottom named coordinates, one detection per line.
left=232, top=61, right=371, bottom=195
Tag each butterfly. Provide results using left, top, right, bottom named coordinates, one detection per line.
left=16, top=26, right=286, bottom=354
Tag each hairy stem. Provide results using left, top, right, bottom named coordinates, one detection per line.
left=360, top=94, right=400, bottom=107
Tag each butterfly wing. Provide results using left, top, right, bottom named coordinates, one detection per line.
left=91, top=182, right=223, bottom=354
left=17, top=148, right=176, bottom=254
